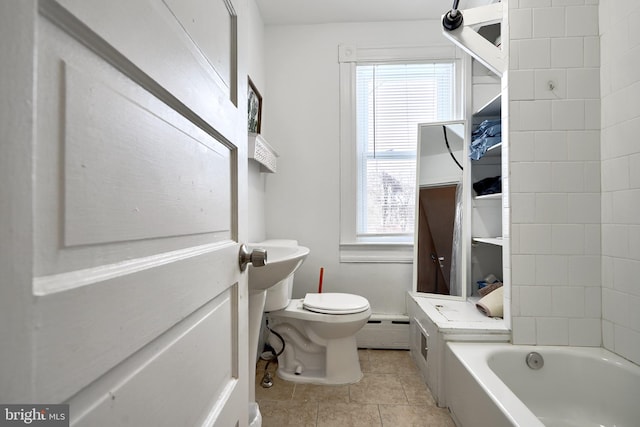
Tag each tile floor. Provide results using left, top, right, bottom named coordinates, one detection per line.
left=255, top=349, right=456, bottom=427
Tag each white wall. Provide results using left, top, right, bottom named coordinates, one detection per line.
left=600, top=0, right=640, bottom=364
left=509, top=1, right=602, bottom=347
left=262, top=21, right=452, bottom=314
left=247, top=0, right=267, bottom=243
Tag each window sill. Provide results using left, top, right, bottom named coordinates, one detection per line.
left=339, top=242, right=413, bottom=263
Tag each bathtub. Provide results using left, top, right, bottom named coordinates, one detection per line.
left=445, top=342, right=640, bottom=427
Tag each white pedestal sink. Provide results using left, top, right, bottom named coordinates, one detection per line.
left=246, top=241, right=309, bottom=405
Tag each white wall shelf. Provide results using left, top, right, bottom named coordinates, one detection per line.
left=473, top=237, right=503, bottom=246
left=474, top=193, right=501, bottom=201
left=248, top=133, right=278, bottom=173
left=473, top=93, right=501, bottom=117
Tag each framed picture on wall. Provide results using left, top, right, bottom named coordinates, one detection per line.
left=248, top=77, right=262, bottom=134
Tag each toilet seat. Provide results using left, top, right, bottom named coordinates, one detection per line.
left=303, top=293, right=370, bottom=314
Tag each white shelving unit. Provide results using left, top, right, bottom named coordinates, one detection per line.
left=469, top=79, right=503, bottom=295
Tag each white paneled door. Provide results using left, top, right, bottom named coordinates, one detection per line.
left=0, top=1, right=249, bottom=426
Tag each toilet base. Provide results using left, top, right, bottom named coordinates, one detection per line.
left=277, top=365, right=363, bottom=385
left=274, top=335, right=364, bottom=385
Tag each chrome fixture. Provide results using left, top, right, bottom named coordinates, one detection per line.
left=238, top=244, right=267, bottom=271
left=526, top=352, right=544, bottom=370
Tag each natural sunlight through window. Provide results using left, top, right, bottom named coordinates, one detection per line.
left=355, top=63, right=456, bottom=240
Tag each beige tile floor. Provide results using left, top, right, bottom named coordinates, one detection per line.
left=255, top=349, right=456, bottom=427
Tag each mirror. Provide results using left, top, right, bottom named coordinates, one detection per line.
left=413, top=120, right=466, bottom=298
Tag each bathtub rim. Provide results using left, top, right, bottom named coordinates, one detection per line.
left=446, top=342, right=640, bottom=427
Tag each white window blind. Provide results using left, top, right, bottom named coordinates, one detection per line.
left=355, top=62, right=455, bottom=238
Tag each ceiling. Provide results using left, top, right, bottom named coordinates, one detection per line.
left=254, top=0, right=495, bottom=26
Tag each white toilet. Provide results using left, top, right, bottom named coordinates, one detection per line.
left=264, top=273, right=371, bottom=385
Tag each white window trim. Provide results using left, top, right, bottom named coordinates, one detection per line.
left=339, top=44, right=462, bottom=263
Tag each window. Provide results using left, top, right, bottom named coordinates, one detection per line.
left=339, top=45, right=460, bottom=262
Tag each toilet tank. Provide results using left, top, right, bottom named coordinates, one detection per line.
left=260, top=239, right=298, bottom=312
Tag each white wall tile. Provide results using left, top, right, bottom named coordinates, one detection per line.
left=509, top=131, right=535, bottom=162
left=510, top=70, right=535, bottom=100
left=534, top=131, right=568, bottom=160
left=535, top=193, right=568, bottom=223
left=569, top=318, right=601, bottom=346
left=567, top=193, right=600, bottom=223
left=518, top=39, right=552, bottom=69
left=551, top=37, right=584, bottom=68
left=521, top=0, right=551, bottom=8
left=511, top=193, right=536, bottom=223
left=602, top=288, right=627, bottom=325
left=613, top=258, right=640, bottom=297
left=566, top=6, right=599, bottom=36
left=535, top=254, right=569, bottom=285
left=602, top=319, right=614, bottom=349
left=628, top=294, right=640, bottom=331
left=601, top=224, right=629, bottom=258
left=551, top=224, right=585, bottom=254
left=583, top=224, right=601, bottom=255
left=534, top=69, right=567, bottom=99
left=584, top=99, right=601, bottom=129
left=613, top=189, right=640, bottom=225
left=552, top=0, right=587, bottom=5
left=629, top=226, right=640, bottom=260
left=519, top=224, right=553, bottom=253
left=629, top=8, right=640, bottom=49
left=584, top=161, right=601, bottom=192
left=533, top=7, right=566, bottom=38
left=567, top=68, right=600, bottom=99
left=512, top=317, right=537, bottom=344
left=511, top=162, right=552, bottom=192
left=601, top=157, right=629, bottom=191
left=631, top=153, right=640, bottom=188
left=583, top=36, right=600, bottom=67
left=510, top=39, right=521, bottom=70
left=584, top=286, right=601, bottom=317
left=551, top=100, right=586, bottom=130
left=520, top=286, right=553, bottom=316
left=510, top=8, right=533, bottom=40
left=614, top=325, right=640, bottom=363
left=552, top=286, right=585, bottom=316
left=512, top=254, right=537, bottom=285
left=520, top=100, right=553, bottom=130
left=537, top=317, right=569, bottom=344
left=567, top=130, right=600, bottom=161
left=551, top=162, right=585, bottom=192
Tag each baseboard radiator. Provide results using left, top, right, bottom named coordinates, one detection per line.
left=355, top=314, right=410, bottom=349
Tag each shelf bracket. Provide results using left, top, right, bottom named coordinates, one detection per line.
left=441, top=2, right=505, bottom=77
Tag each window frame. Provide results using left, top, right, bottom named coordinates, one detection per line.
left=338, top=44, right=462, bottom=263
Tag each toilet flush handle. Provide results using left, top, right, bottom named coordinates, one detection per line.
left=238, top=244, right=268, bottom=271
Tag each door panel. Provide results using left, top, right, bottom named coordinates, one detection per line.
left=70, top=288, right=239, bottom=427
left=18, top=1, right=248, bottom=425
left=33, top=243, right=238, bottom=402
left=63, top=63, right=231, bottom=246
left=44, top=0, right=238, bottom=138
left=34, top=16, right=234, bottom=276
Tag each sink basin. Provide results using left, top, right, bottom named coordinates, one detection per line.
left=247, top=241, right=309, bottom=291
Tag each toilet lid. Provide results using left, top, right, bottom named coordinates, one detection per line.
left=302, top=293, right=370, bottom=314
